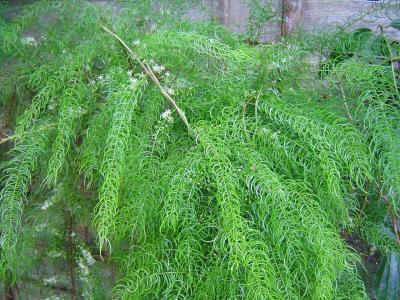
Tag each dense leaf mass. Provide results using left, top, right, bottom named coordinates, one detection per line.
left=0, top=0, right=399, bottom=299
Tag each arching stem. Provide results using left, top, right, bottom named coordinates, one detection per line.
left=100, top=24, right=193, bottom=135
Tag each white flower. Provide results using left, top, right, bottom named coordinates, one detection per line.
left=160, top=109, right=174, bottom=123
left=97, top=75, right=104, bottom=81
left=43, top=276, right=58, bottom=285
left=21, top=36, right=37, bottom=46
left=35, top=223, right=47, bottom=232
left=161, top=109, right=171, bottom=119
left=176, top=79, right=188, bottom=88
left=261, top=127, right=271, bottom=134
left=89, top=79, right=96, bottom=85
left=152, top=64, right=165, bottom=74
left=48, top=102, right=57, bottom=110
left=48, top=250, right=63, bottom=258
left=165, top=71, right=171, bottom=77
left=129, top=77, right=138, bottom=87
left=133, top=39, right=141, bottom=46
left=44, top=296, right=61, bottom=300
left=40, top=200, right=52, bottom=210
left=271, top=62, right=281, bottom=69
left=165, top=87, right=175, bottom=95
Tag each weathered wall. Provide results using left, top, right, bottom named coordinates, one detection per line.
left=190, top=0, right=399, bottom=40
left=302, top=0, right=399, bottom=37
left=187, top=0, right=281, bottom=41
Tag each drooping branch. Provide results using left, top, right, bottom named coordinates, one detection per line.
left=0, top=124, right=56, bottom=145
left=100, top=24, right=192, bottom=134
left=382, top=193, right=400, bottom=246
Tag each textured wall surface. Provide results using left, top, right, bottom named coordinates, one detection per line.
left=189, top=0, right=399, bottom=40
left=303, top=0, right=399, bottom=37
left=187, top=0, right=281, bottom=41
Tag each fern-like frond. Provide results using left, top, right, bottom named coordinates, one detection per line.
left=94, top=70, right=147, bottom=250
left=200, top=132, right=284, bottom=299
left=45, top=81, right=90, bottom=184
left=0, top=133, right=48, bottom=281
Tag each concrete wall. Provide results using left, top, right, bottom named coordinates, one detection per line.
left=303, top=0, right=400, bottom=37
left=189, top=0, right=400, bottom=41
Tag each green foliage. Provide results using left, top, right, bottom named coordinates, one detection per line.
left=245, top=0, right=277, bottom=43
left=0, top=130, right=49, bottom=281
left=0, top=0, right=399, bottom=298
left=94, top=70, right=147, bottom=250
left=374, top=253, right=400, bottom=300
left=389, top=19, right=400, bottom=30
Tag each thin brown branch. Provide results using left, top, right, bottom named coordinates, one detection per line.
left=380, top=56, right=400, bottom=64
left=242, top=89, right=262, bottom=142
left=338, top=81, right=354, bottom=122
left=242, top=93, right=255, bottom=142
left=387, top=51, right=400, bottom=102
left=359, top=182, right=370, bottom=217
left=100, top=24, right=192, bottom=134
left=0, top=124, right=57, bottom=145
left=380, top=28, right=400, bottom=103
left=382, top=194, right=400, bottom=246
left=0, top=135, right=14, bottom=145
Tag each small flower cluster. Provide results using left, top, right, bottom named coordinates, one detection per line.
left=21, top=36, right=37, bottom=46
left=160, top=108, right=174, bottom=123
left=89, top=74, right=105, bottom=85
left=152, top=64, right=165, bottom=74
left=48, top=99, right=58, bottom=111
left=67, top=106, right=87, bottom=117
left=259, top=127, right=280, bottom=140
left=47, top=250, right=64, bottom=258
left=40, top=199, right=53, bottom=210
left=149, top=62, right=188, bottom=97
left=129, top=77, right=137, bottom=87
left=35, top=222, right=47, bottom=232
left=43, top=275, right=58, bottom=286
left=267, top=44, right=300, bottom=73
left=127, top=70, right=145, bottom=89
left=44, top=296, right=62, bottom=300
left=164, top=87, right=175, bottom=95
left=270, top=61, right=283, bottom=69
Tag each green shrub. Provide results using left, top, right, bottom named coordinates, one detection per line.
left=0, top=1, right=399, bottom=298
